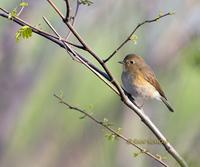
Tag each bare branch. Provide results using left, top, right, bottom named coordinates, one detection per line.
left=0, top=4, right=189, bottom=167
left=72, top=0, right=80, bottom=23
left=53, top=94, right=169, bottom=167
left=0, top=7, right=9, bottom=13
left=43, top=16, right=60, bottom=37
left=0, top=10, right=115, bottom=91
left=64, top=0, right=71, bottom=22
left=65, top=0, right=80, bottom=40
left=44, top=3, right=189, bottom=166
left=0, top=12, right=120, bottom=96
left=43, top=16, right=79, bottom=61
left=46, top=0, right=126, bottom=100
left=46, top=0, right=65, bottom=19
left=103, top=12, right=172, bottom=63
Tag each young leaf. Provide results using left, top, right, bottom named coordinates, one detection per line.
left=155, top=154, right=163, bottom=160
left=116, top=128, right=122, bottom=134
left=15, top=26, right=32, bottom=42
left=79, top=114, right=87, bottom=119
left=133, top=149, right=147, bottom=158
left=158, top=11, right=163, bottom=17
left=79, top=0, right=93, bottom=6
left=20, top=2, right=29, bottom=7
left=133, top=152, right=139, bottom=157
left=130, top=34, right=138, bottom=45
left=103, top=118, right=108, bottom=124
left=169, top=11, right=175, bottom=15
left=105, top=133, right=117, bottom=141
left=8, top=9, right=17, bottom=19
left=102, top=118, right=113, bottom=127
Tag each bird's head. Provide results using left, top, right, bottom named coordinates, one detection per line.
left=119, top=54, right=145, bottom=73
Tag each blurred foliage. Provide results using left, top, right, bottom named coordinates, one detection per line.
left=183, top=39, right=200, bottom=70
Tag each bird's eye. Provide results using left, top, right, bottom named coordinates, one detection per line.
left=130, top=60, right=135, bottom=64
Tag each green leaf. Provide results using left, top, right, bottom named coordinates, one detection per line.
left=8, top=8, right=17, bottom=19
left=102, top=118, right=113, bottom=127
left=79, top=114, right=87, bottom=119
left=133, top=152, right=139, bottom=157
left=169, top=11, right=175, bottom=15
left=130, top=34, right=138, bottom=45
left=103, top=118, right=108, bottom=124
left=133, top=149, right=147, bottom=158
left=15, top=26, right=32, bottom=42
left=20, top=2, right=29, bottom=7
left=158, top=11, right=163, bottom=17
left=116, top=128, right=122, bottom=134
left=87, top=104, right=93, bottom=110
left=155, top=154, right=162, bottom=160
left=105, top=133, right=117, bottom=141
left=15, top=31, right=21, bottom=41
left=79, top=0, right=93, bottom=6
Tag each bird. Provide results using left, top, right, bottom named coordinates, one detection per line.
left=119, top=54, right=174, bottom=112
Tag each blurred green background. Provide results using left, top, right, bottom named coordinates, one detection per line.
left=0, top=0, right=200, bottom=167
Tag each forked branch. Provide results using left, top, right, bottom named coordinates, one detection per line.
left=64, top=0, right=71, bottom=22
left=0, top=2, right=188, bottom=167
left=103, top=12, right=173, bottom=63
left=54, top=94, right=168, bottom=167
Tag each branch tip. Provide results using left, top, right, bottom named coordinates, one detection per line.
left=53, top=94, right=169, bottom=167
left=104, top=12, right=172, bottom=62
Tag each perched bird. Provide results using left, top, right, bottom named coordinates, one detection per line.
left=119, top=54, right=174, bottom=112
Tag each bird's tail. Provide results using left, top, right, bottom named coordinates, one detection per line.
left=161, top=97, right=174, bottom=112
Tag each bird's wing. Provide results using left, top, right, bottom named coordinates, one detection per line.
left=141, top=65, right=167, bottom=100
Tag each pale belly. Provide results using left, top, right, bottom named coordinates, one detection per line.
left=121, top=72, right=160, bottom=100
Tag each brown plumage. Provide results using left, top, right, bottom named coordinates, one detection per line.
left=120, top=54, right=174, bottom=112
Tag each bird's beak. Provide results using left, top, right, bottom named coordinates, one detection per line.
left=118, top=61, right=124, bottom=64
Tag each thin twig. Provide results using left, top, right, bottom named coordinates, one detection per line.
left=43, top=16, right=74, bottom=59
left=42, top=15, right=119, bottom=92
left=0, top=5, right=189, bottom=167
left=103, top=13, right=172, bottom=63
left=43, top=16, right=79, bottom=62
left=46, top=0, right=126, bottom=100
left=71, top=0, right=80, bottom=24
left=45, top=2, right=189, bottom=166
left=43, top=16, right=60, bottom=37
left=64, top=0, right=71, bottom=22
left=44, top=2, right=189, bottom=167
left=53, top=94, right=169, bottom=167
left=0, top=10, right=118, bottom=94
left=46, top=0, right=65, bottom=19
left=65, top=0, right=80, bottom=40
left=0, top=7, right=9, bottom=13
left=17, top=0, right=25, bottom=16
left=17, top=6, right=25, bottom=17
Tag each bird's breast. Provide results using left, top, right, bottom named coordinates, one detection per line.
left=121, top=71, right=160, bottom=100
left=121, top=71, right=138, bottom=97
